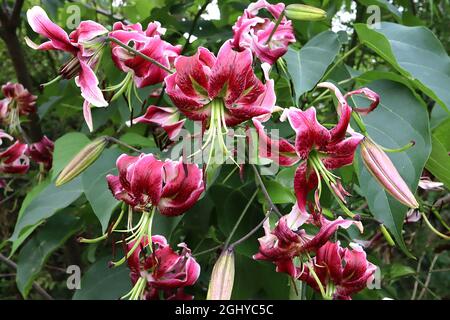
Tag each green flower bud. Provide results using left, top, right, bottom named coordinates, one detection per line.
left=285, top=4, right=327, bottom=21
left=55, top=136, right=108, bottom=186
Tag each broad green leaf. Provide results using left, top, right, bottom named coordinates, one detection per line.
left=355, top=22, right=450, bottom=112
left=232, top=254, right=289, bottom=299
left=356, top=0, right=401, bottom=19
left=210, top=185, right=262, bottom=257
left=16, top=213, right=81, bottom=298
left=119, top=132, right=155, bottom=148
left=52, top=132, right=91, bottom=180
left=72, top=256, right=131, bottom=300
left=426, top=121, right=450, bottom=189
left=82, top=149, right=121, bottom=233
left=355, top=80, right=431, bottom=257
left=10, top=178, right=83, bottom=241
left=262, top=180, right=296, bottom=204
left=284, top=30, right=341, bottom=103
left=385, top=264, right=416, bottom=281
left=8, top=179, right=50, bottom=256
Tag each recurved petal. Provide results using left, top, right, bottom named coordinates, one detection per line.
left=26, top=6, right=76, bottom=53
left=75, top=59, right=108, bottom=107
left=282, top=107, right=330, bottom=159
left=322, top=132, right=364, bottom=170
left=293, top=162, right=318, bottom=215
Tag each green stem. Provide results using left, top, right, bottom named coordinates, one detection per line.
left=224, top=190, right=258, bottom=248
left=79, top=205, right=125, bottom=243
left=108, top=37, right=173, bottom=74
left=320, top=44, right=362, bottom=82
left=107, top=136, right=141, bottom=153
left=379, top=141, right=415, bottom=153
left=251, top=164, right=283, bottom=217
left=421, top=212, right=450, bottom=240
left=266, top=11, right=285, bottom=45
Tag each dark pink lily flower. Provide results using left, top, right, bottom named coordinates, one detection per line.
left=0, top=83, right=37, bottom=129
left=126, top=235, right=200, bottom=300
left=232, top=0, right=295, bottom=65
left=127, top=105, right=185, bottom=141
left=26, top=6, right=108, bottom=129
left=253, top=204, right=362, bottom=278
left=26, top=135, right=54, bottom=170
left=165, top=41, right=275, bottom=128
left=109, top=21, right=181, bottom=88
left=299, top=241, right=377, bottom=300
left=106, top=153, right=204, bottom=216
left=0, top=141, right=30, bottom=174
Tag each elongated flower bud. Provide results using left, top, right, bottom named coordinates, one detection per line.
left=285, top=4, right=327, bottom=21
left=360, top=138, right=419, bottom=208
left=207, top=249, right=235, bottom=300
left=55, top=136, right=108, bottom=186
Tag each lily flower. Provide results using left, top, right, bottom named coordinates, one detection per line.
left=109, top=21, right=181, bottom=90
left=26, top=6, right=108, bottom=129
left=232, top=0, right=296, bottom=65
left=107, top=153, right=204, bottom=216
left=124, top=235, right=200, bottom=300
left=299, top=241, right=377, bottom=300
left=127, top=105, right=185, bottom=141
left=0, top=140, right=30, bottom=174
left=253, top=204, right=362, bottom=278
left=165, top=41, right=276, bottom=165
left=26, top=135, right=54, bottom=170
left=0, top=82, right=37, bottom=133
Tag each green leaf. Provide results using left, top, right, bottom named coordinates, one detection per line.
left=385, top=263, right=416, bottom=281
left=210, top=185, right=262, bottom=257
left=16, top=213, right=81, bottom=298
left=284, top=30, right=341, bottom=103
left=10, top=178, right=83, bottom=241
left=263, top=179, right=296, bottom=204
left=72, top=256, right=131, bottom=300
left=52, top=132, right=91, bottom=180
left=355, top=80, right=431, bottom=257
left=8, top=179, right=50, bottom=256
left=426, top=121, right=450, bottom=189
left=82, top=149, right=121, bottom=233
left=355, top=22, right=450, bottom=112
left=119, top=132, right=155, bottom=148
left=356, top=0, right=402, bottom=19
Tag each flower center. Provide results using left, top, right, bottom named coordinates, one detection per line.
left=189, top=99, right=238, bottom=169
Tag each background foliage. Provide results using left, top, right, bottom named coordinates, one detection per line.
left=0, top=0, right=449, bottom=300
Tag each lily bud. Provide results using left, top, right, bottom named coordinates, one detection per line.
left=360, top=138, right=419, bottom=208
left=207, top=249, right=235, bottom=300
left=285, top=4, right=327, bottom=21
left=55, top=136, right=108, bottom=186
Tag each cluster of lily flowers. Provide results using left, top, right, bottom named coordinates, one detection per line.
left=0, top=82, right=54, bottom=197
left=24, top=0, right=421, bottom=300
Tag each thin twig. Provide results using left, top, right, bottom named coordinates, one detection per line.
left=108, top=37, right=173, bottom=74
left=181, top=0, right=212, bottom=54
left=230, top=209, right=273, bottom=248
left=0, top=253, right=53, bottom=300
left=251, top=164, right=283, bottom=217
left=107, top=136, right=141, bottom=153
left=418, top=254, right=440, bottom=300
left=411, top=253, right=424, bottom=300
left=224, top=190, right=258, bottom=248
